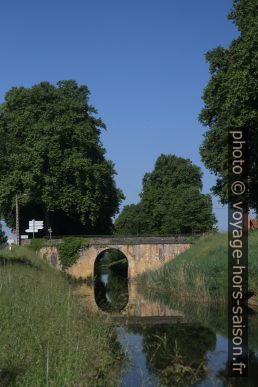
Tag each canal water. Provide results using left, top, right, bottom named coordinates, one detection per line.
left=78, top=256, right=258, bottom=387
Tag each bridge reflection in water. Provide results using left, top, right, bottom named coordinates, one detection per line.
left=74, top=279, right=186, bottom=324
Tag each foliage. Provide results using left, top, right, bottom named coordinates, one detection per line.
left=0, top=222, right=7, bottom=245
left=199, top=0, right=258, bottom=212
left=0, top=246, right=122, bottom=386
left=0, top=80, right=124, bottom=235
left=114, top=204, right=144, bottom=235
left=94, top=249, right=127, bottom=277
left=115, top=154, right=216, bottom=235
left=102, top=249, right=128, bottom=276
left=28, top=238, right=49, bottom=251
left=57, top=237, right=89, bottom=270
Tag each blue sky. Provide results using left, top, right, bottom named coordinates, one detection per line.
left=1, top=0, right=240, bottom=234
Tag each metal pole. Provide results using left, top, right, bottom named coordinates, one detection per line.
left=16, top=194, right=20, bottom=246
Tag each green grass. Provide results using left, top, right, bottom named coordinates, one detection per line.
left=138, top=231, right=258, bottom=303
left=0, top=247, right=122, bottom=386
left=28, top=238, right=50, bottom=251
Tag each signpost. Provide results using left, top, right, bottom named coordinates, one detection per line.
left=48, top=227, right=53, bottom=240
left=25, top=219, right=44, bottom=239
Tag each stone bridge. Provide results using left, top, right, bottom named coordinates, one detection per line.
left=41, top=236, right=191, bottom=279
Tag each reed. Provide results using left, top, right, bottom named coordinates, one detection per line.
left=138, top=231, right=258, bottom=303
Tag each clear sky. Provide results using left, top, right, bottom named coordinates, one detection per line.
left=0, top=0, right=240, bottom=234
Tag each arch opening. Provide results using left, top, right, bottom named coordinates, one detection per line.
left=94, top=248, right=129, bottom=312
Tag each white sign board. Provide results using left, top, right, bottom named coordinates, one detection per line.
left=21, top=235, right=29, bottom=239
left=29, top=221, right=44, bottom=230
left=26, top=220, right=44, bottom=234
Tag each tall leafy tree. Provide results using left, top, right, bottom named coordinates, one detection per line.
left=0, top=81, right=124, bottom=235
left=199, top=0, right=258, bottom=211
left=114, top=204, right=146, bottom=235
left=115, top=154, right=216, bottom=235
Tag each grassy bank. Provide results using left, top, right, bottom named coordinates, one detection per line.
left=0, top=247, right=122, bottom=386
left=138, top=231, right=258, bottom=303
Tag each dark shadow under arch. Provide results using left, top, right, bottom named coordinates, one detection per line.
left=94, top=248, right=129, bottom=312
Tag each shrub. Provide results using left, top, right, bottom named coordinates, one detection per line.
left=57, top=237, right=89, bottom=269
left=28, top=238, right=48, bottom=251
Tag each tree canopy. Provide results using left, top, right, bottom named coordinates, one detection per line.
left=0, top=80, right=124, bottom=235
left=199, top=0, right=258, bottom=212
left=113, top=204, right=145, bottom=235
left=115, top=154, right=216, bottom=235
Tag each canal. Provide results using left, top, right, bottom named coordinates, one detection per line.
left=78, top=250, right=258, bottom=386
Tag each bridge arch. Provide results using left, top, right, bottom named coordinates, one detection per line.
left=94, top=248, right=129, bottom=312
left=93, top=248, right=128, bottom=278
left=90, top=245, right=134, bottom=280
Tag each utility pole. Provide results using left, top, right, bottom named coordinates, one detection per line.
left=16, top=194, right=20, bottom=246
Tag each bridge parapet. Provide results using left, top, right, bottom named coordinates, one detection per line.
left=87, top=236, right=190, bottom=245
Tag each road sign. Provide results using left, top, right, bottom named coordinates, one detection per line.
left=26, top=219, right=44, bottom=238
left=29, top=221, right=43, bottom=229
left=21, top=235, right=28, bottom=239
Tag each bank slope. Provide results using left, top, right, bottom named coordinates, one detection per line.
left=0, top=247, right=122, bottom=386
left=138, top=231, right=258, bottom=303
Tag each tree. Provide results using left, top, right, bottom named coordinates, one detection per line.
left=114, top=204, right=146, bottom=235
left=199, top=0, right=258, bottom=212
left=115, top=154, right=216, bottom=235
left=0, top=222, right=7, bottom=245
left=0, top=81, right=124, bottom=235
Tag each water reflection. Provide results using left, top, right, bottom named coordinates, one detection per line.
left=94, top=271, right=129, bottom=312
left=135, top=286, right=258, bottom=386
left=87, top=255, right=258, bottom=386
left=94, top=249, right=129, bottom=312
left=117, top=326, right=158, bottom=387
left=124, top=323, right=216, bottom=386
